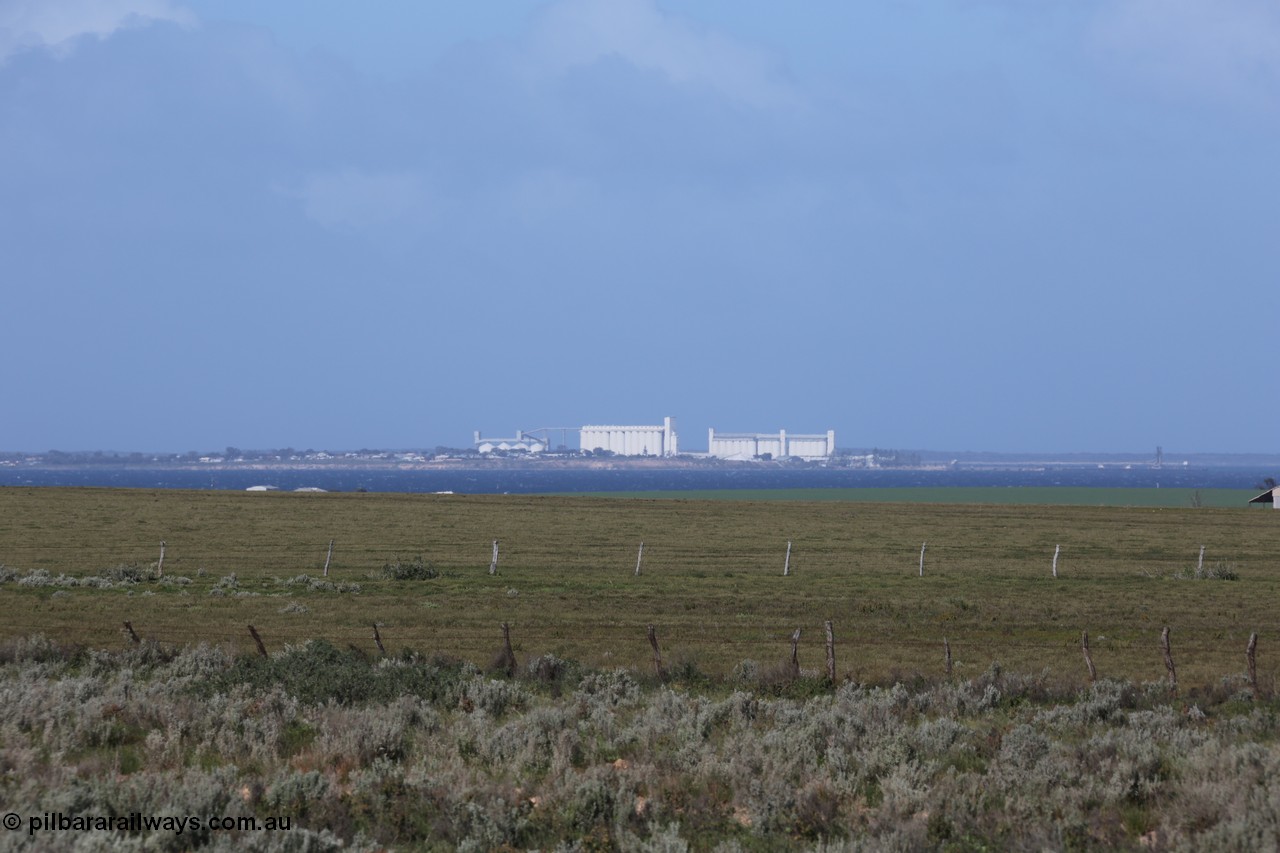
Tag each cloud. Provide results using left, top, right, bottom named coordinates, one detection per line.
left=292, top=169, right=435, bottom=233
left=0, top=0, right=194, bottom=63
left=525, top=0, right=798, bottom=110
left=1095, top=0, right=1280, bottom=112
left=501, top=169, right=595, bottom=225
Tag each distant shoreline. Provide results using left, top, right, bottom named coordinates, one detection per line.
left=5, top=448, right=1278, bottom=471
left=3, top=456, right=1276, bottom=473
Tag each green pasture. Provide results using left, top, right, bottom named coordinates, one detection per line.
left=0, top=486, right=1276, bottom=687
left=575, top=486, right=1257, bottom=508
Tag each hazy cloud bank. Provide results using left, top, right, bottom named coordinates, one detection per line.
left=0, top=0, right=192, bottom=63
left=1, top=0, right=1276, bottom=452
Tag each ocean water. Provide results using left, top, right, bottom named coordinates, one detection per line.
left=0, top=465, right=1266, bottom=494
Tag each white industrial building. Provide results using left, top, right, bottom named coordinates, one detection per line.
left=707, top=428, right=836, bottom=461
left=1250, top=487, right=1280, bottom=509
left=580, top=417, right=678, bottom=457
left=473, top=430, right=548, bottom=455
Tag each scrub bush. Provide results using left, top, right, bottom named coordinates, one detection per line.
left=5, top=636, right=1280, bottom=850
left=379, top=557, right=438, bottom=580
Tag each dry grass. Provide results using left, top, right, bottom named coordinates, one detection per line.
left=0, top=487, right=1276, bottom=686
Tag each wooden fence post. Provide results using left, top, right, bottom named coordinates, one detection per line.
left=1197, top=545, right=1205, bottom=577
left=489, top=539, right=499, bottom=575
left=789, top=629, right=801, bottom=679
left=783, top=541, right=792, bottom=576
left=1247, top=632, right=1258, bottom=698
left=373, top=623, right=386, bottom=655
left=1161, top=626, right=1177, bottom=691
left=123, top=621, right=141, bottom=645
left=647, top=624, right=664, bottom=680
left=824, top=620, right=836, bottom=684
left=248, top=625, right=268, bottom=658
left=944, top=637, right=952, bottom=677
left=919, top=542, right=927, bottom=577
left=1052, top=544, right=1060, bottom=579
left=324, top=539, right=334, bottom=577
left=635, top=542, right=644, bottom=577
left=499, top=622, right=516, bottom=676
left=1082, top=629, right=1097, bottom=682
left=157, top=541, right=165, bottom=578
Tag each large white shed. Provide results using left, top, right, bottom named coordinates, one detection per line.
left=579, top=417, right=678, bottom=457
left=707, top=428, right=835, bottom=461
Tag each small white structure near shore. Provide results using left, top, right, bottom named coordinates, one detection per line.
left=708, top=428, right=836, bottom=461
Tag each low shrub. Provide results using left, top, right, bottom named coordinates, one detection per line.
left=97, top=563, right=158, bottom=583
left=194, top=640, right=469, bottom=706
left=379, top=557, right=438, bottom=581
left=6, top=636, right=1280, bottom=851
left=280, top=574, right=362, bottom=593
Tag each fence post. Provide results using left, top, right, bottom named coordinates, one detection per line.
left=500, top=622, right=516, bottom=676
left=944, top=637, right=952, bottom=677
left=1161, top=626, right=1177, bottom=692
left=123, top=621, right=141, bottom=645
left=783, top=541, right=792, bottom=576
left=1082, top=629, right=1097, bottom=682
left=324, top=539, right=334, bottom=577
left=789, top=629, right=801, bottom=679
left=919, top=542, right=927, bottom=577
left=1052, top=544, right=1060, bottom=579
left=635, top=542, right=644, bottom=577
left=248, top=625, right=268, bottom=658
left=157, top=541, right=165, bottom=578
left=1247, top=632, right=1258, bottom=699
left=489, top=539, right=499, bottom=575
left=647, top=624, right=664, bottom=680
left=1197, top=545, right=1205, bottom=578
left=824, top=620, right=836, bottom=684
left=373, top=623, right=386, bottom=655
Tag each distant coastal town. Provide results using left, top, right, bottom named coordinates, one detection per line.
left=4, top=446, right=1277, bottom=473
left=5, top=415, right=1279, bottom=475
left=0, top=446, right=926, bottom=471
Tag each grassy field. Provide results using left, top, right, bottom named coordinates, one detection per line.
left=577, top=486, right=1257, bottom=507
left=0, top=486, right=1276, bottom=687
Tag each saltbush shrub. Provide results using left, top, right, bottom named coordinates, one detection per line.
left=97, top=562, right=157, bottom=583
left=195, top=640, right=469, bottom=706
left=379, top=557, right=438, bottom=580
left=5, top=636, right=1280, bottom=850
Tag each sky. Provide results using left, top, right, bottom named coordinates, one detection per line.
left=2, top=0, right=1277, bottom=454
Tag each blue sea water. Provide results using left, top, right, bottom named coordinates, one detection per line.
left=0, top=465, right=1266, bottom=494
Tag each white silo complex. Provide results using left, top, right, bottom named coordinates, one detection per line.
left=580, top=417, right=679, bottom=457
left=473, top=430, right=549, bottom=454
left=707, top=428, right=835, bottom=461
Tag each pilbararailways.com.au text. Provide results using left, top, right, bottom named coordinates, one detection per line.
left=6, top=812, right=293, bottom=836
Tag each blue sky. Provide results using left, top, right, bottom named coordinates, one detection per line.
left=2, top=0, right=1277, bottom=454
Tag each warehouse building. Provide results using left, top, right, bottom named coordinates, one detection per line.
left=580, top=417, right=678, bottom=457
left=473, top=430, right=548, bottom=455
left=707, top=428, right=835, bottom=461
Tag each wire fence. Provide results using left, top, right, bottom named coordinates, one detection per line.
left=2, top=503, right=1271, bottom=687
left=1, top=609, right=1264, bottom=692
left=0, top=537, right=1259, bottom=574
